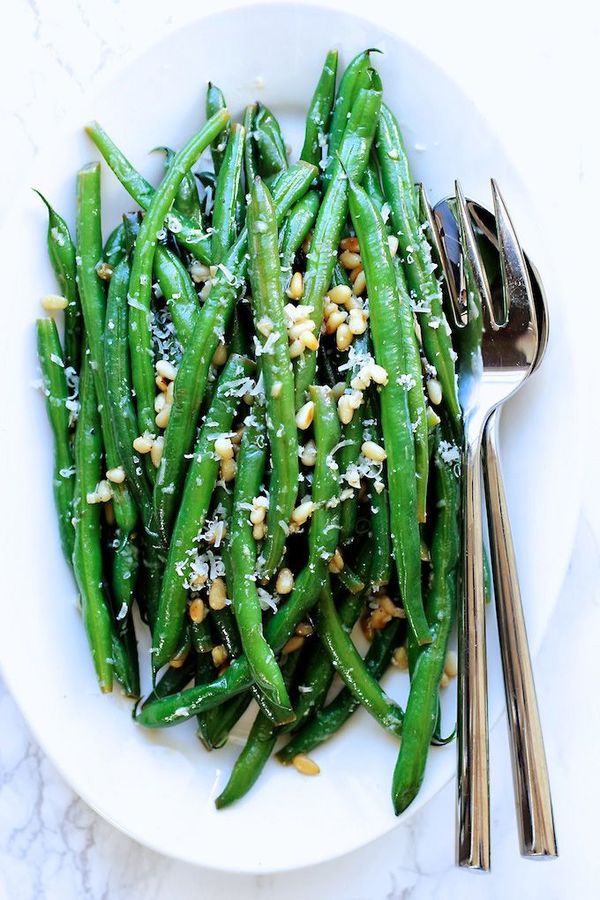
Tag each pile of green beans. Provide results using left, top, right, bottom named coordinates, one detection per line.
left=36, top=49, right=463, bottom=815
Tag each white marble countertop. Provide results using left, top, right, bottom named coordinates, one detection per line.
left=1, top=1, right=599, bottom=897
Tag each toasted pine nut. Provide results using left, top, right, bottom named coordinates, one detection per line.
left=154, top=392, right=166, bottom=413
left=214, top=436, right=234, bottom=460
left=347, top=389, right=364, bottom=410
left=155, top=374, right=169, bottom=392
left=347, top=309, right=368, bottom=335
left=300, top=330, right=319, bottom=351
left=283, top=635, right=305, bottom=654
left=220, top=457, right=237, bottom=482
left=189, top=261, right=211, bottom=283
left=348, top=263, right=363, bottom=284
left=41, top=294, right=68, bottom=311
left=426, top=378, right=442, bottom=405
left=339, top=250, right=361, bottom=270
left=96, top=262, right=113, bottom=281
left=392, top=645, right=409, bottom=670
left=300, top=439, right=317, bottom=466
left=295, top=400, right=314, bottom=430
left=331, top=381, right=346, bottom=400
left=337, top=395, right=355, bottom=425
left=169, top=646, right=190, bottom=668
left=211, top=645, right=228, bottom=667
left=444, top=649, right=458, bottom=678
left=276, top=568, right=295, bottom=595
left=379, top=595, right=401, bottom=618
left=362, top=440, right=387, bottom=462
left=209, top=577, right=228, bottom=611
left=150, top=435, right=164, bottom=468
left=189, top=597, right=207, bottom=623
left=133, top=433, right=154, bottom=454
left=288, top=338, right=304, bottom=359
left=212, top=343, right=228, bottom=367
left=252, top=522, right=267, bottom=540
left=387, top=235, right=399, bottom=257
left=155, top=405, right=171, bottom=429
left=328, top=548, right=344, bottom=574
left=295, top=622, right=314, bottom=637
left=291, top=500, right=316, bottom=525
left=325, top=309, right=347, bottom=334
left=324, top=301, right=338, bottom=319
left=336, top=323, right=353, bottom=351
left=340, top=236, right=360, bottom=253
left=286, top=271, right=304, bottom=300
left=327, top=284, right=353, bottom=306
left=353, top=270, right=367, bottom=296
left=370, top=364, right=389, bottom=385
left=106, top=466, right=125, bottom=484
left=250, top=504, right=267, bottom=525
left=156, top=359, right=177, bottom=381
left=440, top=672, right=450, bottom=689
left=292, top=753, right=320, bottom=775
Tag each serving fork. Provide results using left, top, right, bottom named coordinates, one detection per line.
left=421, top=180, right=544, bottom=869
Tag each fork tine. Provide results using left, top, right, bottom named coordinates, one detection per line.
left=491, top=179, right=535, bottom=325
left=455, top=180, right=498, bottom=329
left=418, top=183, right=464, bottom=328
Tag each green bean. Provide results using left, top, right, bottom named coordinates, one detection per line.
left=206, top=82, right=230, bottom=175
left=277, top=617, right=402, bottom=762
left=35, top=191, right=82, bottom=372
left=141, top=652, right=196, bottom=708
left=104, top=257, right=154, bottom=526
left=136, top=383, right=341, bottom=728
left=324, top=50, right=378, bottom=188
left=72, top=352, right=114, bottom=693
left=243, top=104, right=258, bottom=186
left=189, top=618, right=214, bottom=655
left=281, top=554, right=372, bottom=736
left=214, top=649, right=301, bottom=808
left=126, top=113, right=231, bottom=436
left=110, top=612, right=140, bottom=698
left=153, top=161, right=318, bottom=542
left=336, top=563, right=365, bottom=595
left=254, top=103, right=288, bottom=178
left=200, top=692, right=253, bottom=751
left=393, top=259, right=429, bottom=523
left=111, top=527, right=139, bottom=629
left=229, top=401, right=293, bottom=725
left=36, top=318, right=75, bottom=561
left=391, top=430, right=460, bottom=814
left=151, top=355, right=253, bottom=673
left=76, top=164, right=138, bottom=535
left=338, top=333, right=369, bottom=544
left=279, top=190, right=320, bottom=284
left=300, top=49, right=338, bottom=168
left=361, top=152, right=386, bottom=214
left=211, top=122, right=245, bottom=263
left=195, top=650, right=221, bottom=748
left=317, top=579, right=404, bottom=735
left=375, top=104, right=460, bottom=426
left=348, top=177, right=430, bottom=646
left=85, top=119, right=226, bottom=265
left=153, top=246, right=199, bottom=349
left=153, top=146, right=203, bottom=224
left=103, top=223, right=127, bottom=269
left=247, top=176, right=299, bottom=578
left=122, top=211, right=141, bottom=254
left=362, top=406, right=391, bottom=589
left=294, top=87, right=382, bottom=407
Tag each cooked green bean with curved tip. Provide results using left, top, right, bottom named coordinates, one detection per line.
left=347, top=176, right=430, bottom=646
left=85, top=119, right=223, bottom=265
left=317, top=578, right=404, bottom=735
left=34, top=191, right=81, bottom=371
left=76, top=163, right=138, bottom=536
left=229, top=401, right=293, bottom=725
left=375, top=103, right=461, bottom=427
left=72, top=352, right=115, bottom=693
left=247, top=176, right=299, bottom=579
left=361, top=152, right=386, bottom=214
left=211, top=122, right=245, bottom=263
left=153, top=245, right=199, bottom=349
left=153, top=161, right=318, bottom=543
left=300, top=49, right=338, bottom=168
left=103, top=223, right=127, bottom=270
left=136, top=383, right=341, bottom=727
left=243, top=104, right=258, bottom=186
left=254, top=103, right=288, bottom=179
left=324, top=49, right=378, bottom=188
left=391, top=430, right=460, bottom=814
left=277, top=616, right=402, bottom=763
left=151, top=354, right=254, bottom=674
left=279, top=190, right=320, bottom=284
left=214, top=648, right=302, bottom=808
left=36, top=318, right=75, bottom=562
left=126, top=112, right=231, bottom=436
left=294, top=86, right=382, bottom=407
left=153, top=145, right=203, bottom=225
left=206, top=82, right=230, bottom=175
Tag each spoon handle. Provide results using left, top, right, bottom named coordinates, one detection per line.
left=457, top=427, right=491, bottom=870
left=483, top=410, right=558, bottom=858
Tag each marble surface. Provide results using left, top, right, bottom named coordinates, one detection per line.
left=1, top=1, right=599, bottom=897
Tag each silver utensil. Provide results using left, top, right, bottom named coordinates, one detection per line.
left=423, top=180, right=539, bottom=869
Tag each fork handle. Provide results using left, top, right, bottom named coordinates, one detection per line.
left=457, top=428, right=491, bottom=870
left=483, top=410, right=558, bottom=858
